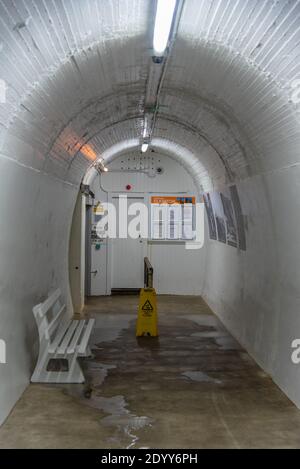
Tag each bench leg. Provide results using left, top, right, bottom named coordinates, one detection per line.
left=31, top=353, right=85, bottom=384
left=78, top=346, right=94, bottom=358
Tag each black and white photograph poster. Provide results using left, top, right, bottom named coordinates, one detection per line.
left=209, top=192, right=226, bottom=244
left=220, top=191, right=238, bottom=248
left=203, top=192, right=217, bottom=241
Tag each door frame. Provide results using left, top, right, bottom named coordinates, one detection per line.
left=85, top=202, right=92, bottom=297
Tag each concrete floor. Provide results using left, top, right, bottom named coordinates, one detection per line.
left=1, top=295, right=300, bottom=449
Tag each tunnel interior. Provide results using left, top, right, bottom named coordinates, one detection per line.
left=0, top=0, right=300, bottom=433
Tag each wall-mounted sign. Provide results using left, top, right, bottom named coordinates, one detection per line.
left=93, top=203, right=105, bottom=215
left=151, top=196, right=195, bottom=205
left=203, top=185, right=246, bottom=251
left=151, top=195, right=196, bottom=241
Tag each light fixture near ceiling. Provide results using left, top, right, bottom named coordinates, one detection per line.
left=141, top=143, right=149, bottom=153
left=153, top=0, right=177, bottom=57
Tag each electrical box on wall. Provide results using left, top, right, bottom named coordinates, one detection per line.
left=89, top=201, right=108, bottom=296
left=92, top=203, right=106, bottom=246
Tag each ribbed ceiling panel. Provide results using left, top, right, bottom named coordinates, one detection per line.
left=0, top=0, right=299, bottom=188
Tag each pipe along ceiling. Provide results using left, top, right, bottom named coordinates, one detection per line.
left=0, top=0, right=300, bottom=422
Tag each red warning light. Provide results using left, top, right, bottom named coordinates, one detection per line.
left=126, top=184, right=132, bottom=191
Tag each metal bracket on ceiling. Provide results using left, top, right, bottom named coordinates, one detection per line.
left=80, top=183, right=95, bottom=199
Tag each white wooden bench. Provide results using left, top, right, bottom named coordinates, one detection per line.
left=31, top=289, right=95, bottom=383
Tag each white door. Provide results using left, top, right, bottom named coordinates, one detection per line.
left=111, top=196, right=146, bottom=289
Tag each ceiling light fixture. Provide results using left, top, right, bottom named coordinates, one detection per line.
left=141, top=143, right=149, bottom=153
left=153, top=0, right=177, bottom=57
left=143, top=117, right=148, bottom=139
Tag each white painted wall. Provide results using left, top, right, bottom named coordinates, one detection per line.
left=0, top=155, right=77, bottom=425
left=202, top=168, right=300, bottom=408
left=149, top=243, right=204, bottom=295
left=90, top=152, right=206, bottom=295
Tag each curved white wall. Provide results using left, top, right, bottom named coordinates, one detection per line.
left=202, top=170, right=300, bottom=408
left=0, top=0, right=300, bottom=423
left=0, top=155, right=77, bottom=424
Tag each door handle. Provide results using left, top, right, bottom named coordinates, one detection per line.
left=91, top=270, right=98, bottom=275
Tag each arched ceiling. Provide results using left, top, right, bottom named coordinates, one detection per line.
left=0, top=0, right=299, bottom=190
left=83, top=137, right=214, bottom=191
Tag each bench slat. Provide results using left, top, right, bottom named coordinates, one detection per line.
left=46, top=304, right=66, bottom=339
left=67, top=320, right=86, bottom=354
left=48, top=320, right=71, bottom=354
left=38, top=289, right=61, bottom=317
left=38, top=316, right=50, bottom=342
left=78, top=319, right=95, bottom=355
left=57, top=320, right=79, bottom=355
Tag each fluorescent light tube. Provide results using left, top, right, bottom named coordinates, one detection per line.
left=153, top=0, right=177, bottom=56
left=143, top=117, right=148, bottom=138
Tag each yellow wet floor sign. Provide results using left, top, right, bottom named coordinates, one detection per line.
left=136, top=288, right=158, bottom=337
